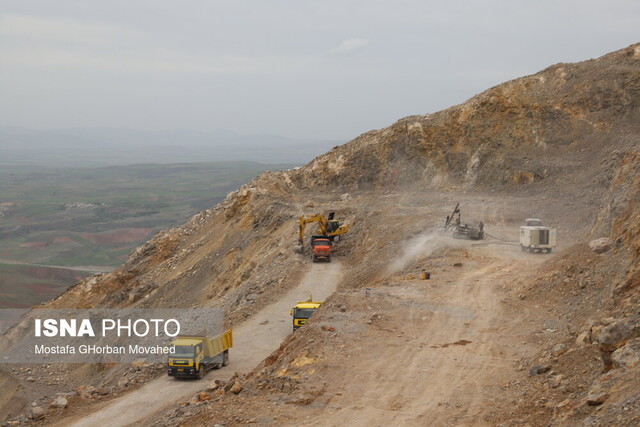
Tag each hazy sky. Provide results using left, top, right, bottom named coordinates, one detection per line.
left=1, top=1, right=638, bottom=140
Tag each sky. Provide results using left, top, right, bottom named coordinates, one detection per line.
left=0, top=1, right=638, bottom=140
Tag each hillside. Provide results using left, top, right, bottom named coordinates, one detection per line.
left=1, top=43, right=639, bottom=426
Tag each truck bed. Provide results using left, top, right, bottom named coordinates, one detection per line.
left=177, top=329, right=233, bottom=358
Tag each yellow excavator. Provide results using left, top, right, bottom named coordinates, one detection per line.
left=298, top=212, right=348, bottom=244
left=297, top=212, right=348, bottom=262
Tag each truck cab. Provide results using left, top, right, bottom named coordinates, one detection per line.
left=310, top=235, right=331, bottom=262
left=168, top=337, right=206, bottom=378
left=290, top=301, right=322, bottom=331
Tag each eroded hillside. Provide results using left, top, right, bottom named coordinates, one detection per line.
left=39, top=44, right=640, bottom=309
left=1, top=43, right=639, bottom=426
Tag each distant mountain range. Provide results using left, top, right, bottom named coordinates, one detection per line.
left=0, top=127, right=344, bottom=167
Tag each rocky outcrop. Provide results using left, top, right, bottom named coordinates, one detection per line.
left=289, top=44, right=640, bottom=192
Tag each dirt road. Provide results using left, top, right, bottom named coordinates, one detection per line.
left=62, top=261, right=342, bottom=427
left=306, top=247, right=544, bottom=426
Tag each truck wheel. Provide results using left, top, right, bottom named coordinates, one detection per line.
left=312, top=255, right=317, bottom=263
left=327, top=256, right=331, bottom=263
left=197, top=365, right=205, bottom=379
left=547, top=248, right=552, bottom=254
left=222, top=350, right=229, bottom=367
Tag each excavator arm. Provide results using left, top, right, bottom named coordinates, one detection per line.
left=298, top=212, right=348, bottom=244
left=299, top=214, right=327, bottom=244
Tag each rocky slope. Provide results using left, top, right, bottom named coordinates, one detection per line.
left=39, top=43, right=640, bottom=312
left=1, top=43, right=639, bottom=425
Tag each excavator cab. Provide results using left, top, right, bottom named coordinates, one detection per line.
left=323, top=212, right=341, bottom=235
left=326, top=219, right=341, bottom=234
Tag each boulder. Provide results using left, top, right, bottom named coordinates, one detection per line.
left=195, top=392, right=213, bottom=402
left=597, top=316, right=640, bottom=349
left=76, top=385, right=96, bottom=400
left=589, top=237, right=613, bottom=254
left=529, top=364, right=551, bottom=376
left=50, top=396, right=68, bottom=408
left=611, top=338, right=640, bottom=368
left=229, top=380, right=243, bottom=394
left=547, top=374, right=564, bottom=389
left=208, top=379, right=225, bottom=391
left=551, top=343, right=568, bottom=357
left=28, top=406, right=45, bottom=421
left=586, top=387, right=609, bottom=406
left=585, top=370, right=625, bottom=407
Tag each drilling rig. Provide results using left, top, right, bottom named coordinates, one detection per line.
left=444, top=203, right=485, bottom=240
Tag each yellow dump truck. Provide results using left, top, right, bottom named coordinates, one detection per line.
left=290, top=301, right=322, bottom=331
left=167, top=329, right=232, bottom=379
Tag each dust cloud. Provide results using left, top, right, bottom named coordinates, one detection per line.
left=387, top=231, right=458, bottom=275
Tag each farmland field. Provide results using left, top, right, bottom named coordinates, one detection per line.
left=0, top=161, right=291, bottom=307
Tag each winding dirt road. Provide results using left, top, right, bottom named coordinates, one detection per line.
left=307, top=246, right=544, bottom=426
left=62, top=261, right=343, bottom=427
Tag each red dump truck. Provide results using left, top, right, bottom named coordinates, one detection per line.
left=310, top=235, right=332, bottom=262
